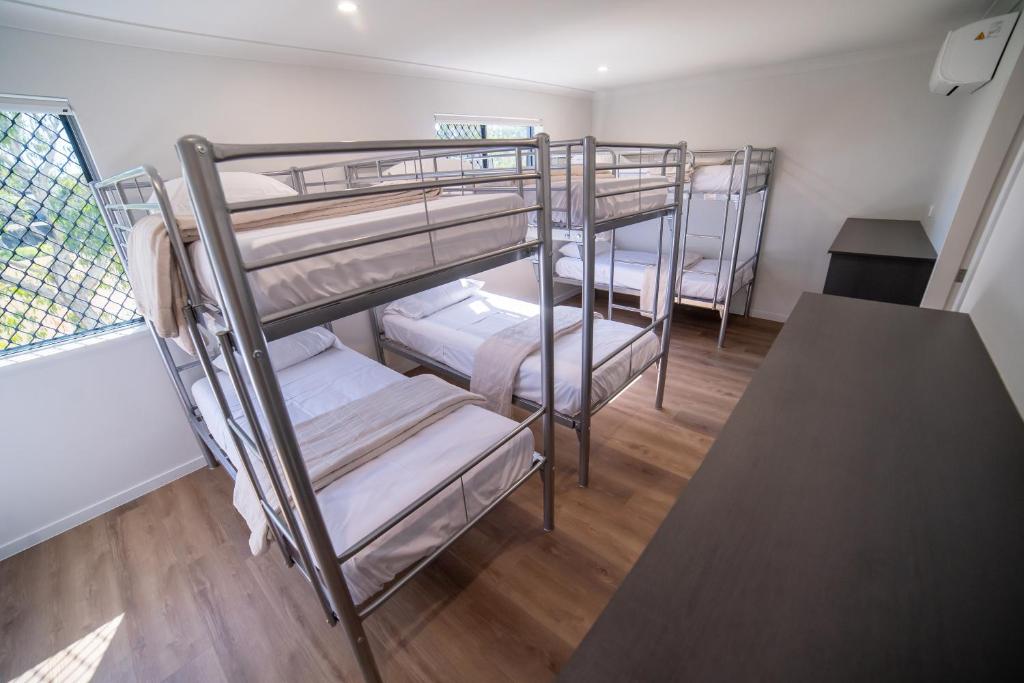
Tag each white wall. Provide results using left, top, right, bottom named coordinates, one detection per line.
left=0, top=27, right=591, bottom=558
left=958, top=129, right=1024, bottom=416
left=593, top=45, right=967, bottom=321
left=922, top=20, right=1024, bottom=308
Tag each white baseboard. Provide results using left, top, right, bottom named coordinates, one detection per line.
left=749, top=307, right=789, bottom=323
left=0, top=456, right=206, bottom=561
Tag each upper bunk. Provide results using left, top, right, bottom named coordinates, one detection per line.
left=92, top=136, right=553, bottom=345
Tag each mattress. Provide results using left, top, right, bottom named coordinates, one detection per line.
left=689, top=163, right=769, bottom=194
left=381, top=290, right=661, bottom=415
left=551, top=176, right=674, bottom=226
left=191, top=341, right=534, bottom=605
left=555, top=255, right=754, bottom=304
left=190, top=192, right=528, bottom=318
left=555, top=249, right=658, bottom=292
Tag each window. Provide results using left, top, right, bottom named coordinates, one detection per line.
left=434, top=115, right=542, bottom=169
left=1, top=98, right=139, bottom=356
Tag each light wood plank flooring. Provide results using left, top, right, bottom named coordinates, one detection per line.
left=1, top=306, right=780, bottom=682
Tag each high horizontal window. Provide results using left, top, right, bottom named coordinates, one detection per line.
left=1, top=98, right=139, bottom=356
left=434, top=114, right=542, bottom=169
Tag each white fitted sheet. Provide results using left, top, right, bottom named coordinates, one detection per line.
left=191, top=341, right=534, bottom=605
left=555, top=256, right=754, bottom=303
left=551, top=176, right=673, bottom=226
left=555, top=250, right=658, bottom=292
left=381, top=291, right=660, bottom=415
left=190, top=193, right=528, bottom=318
left=689, top=163, right=769, bottom=194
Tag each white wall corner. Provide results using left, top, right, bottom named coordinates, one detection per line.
left=0, top=456, right=206, bottom=561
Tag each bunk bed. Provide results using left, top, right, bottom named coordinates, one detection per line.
left=539, top=137, right=687, bottom=487
left=553, top=146, right=776, bottom=348
left=336, top=140, right=686, bottom=489
left=91, top=134, right=558, bottom=683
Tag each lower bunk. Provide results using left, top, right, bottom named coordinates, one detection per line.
left=373, top=281, right=662, bottom=484
left=554, top=248, right=755, bottom=313
left=191, top=329, right=539, bottom=607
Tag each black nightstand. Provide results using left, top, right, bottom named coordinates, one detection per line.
left=824, top=218, right=937, bottom=306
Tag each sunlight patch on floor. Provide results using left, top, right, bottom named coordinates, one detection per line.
left=11, top=613, right=124, bottom=683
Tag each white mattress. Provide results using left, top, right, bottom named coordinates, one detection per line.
left=689, top=163, right=769, bottom=194
left=555, top=255, right=754, bottom=303
left=551, top=176, right=673, bottom=226
left=191, top=341, right=534, bottom=605
left=190, top=192, right=528, bottom=318
left=381, top=291, right=660, bottom=416
left=555, top=250, right=658, bottom=292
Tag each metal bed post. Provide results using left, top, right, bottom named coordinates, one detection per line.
left=744, top=148, right=775, bottom=318
left=535, top=133, right=556, bottom=531
left=717, top=146, right=753, bottom=349
left=175, top=136, right=383, bottom=683
left=654, top=142, right=687, bottom=410
left=577, top=136, right=597, bottom=488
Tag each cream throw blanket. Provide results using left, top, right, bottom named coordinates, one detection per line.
left=126, top=188, right=441, bottom=354
left=234, top=373, right=484, bottom=555
left=640, top=260, right=675, bottom=319
left=470, top=306, right=592, bottom=417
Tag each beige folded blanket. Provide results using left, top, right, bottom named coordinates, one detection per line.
left=470, top=306, right=593, bottom=417
left=234, top=373, right=484, bottom=555
left=126, top=187, right=441, bottom=354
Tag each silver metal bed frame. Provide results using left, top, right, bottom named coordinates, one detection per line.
left=557, top=145, right=776, bottom=349
left=91, top=134, right=557, bottom=683
left=331, top=138, right=685, bottom=489
left=543, top=136, right=687, bottom=487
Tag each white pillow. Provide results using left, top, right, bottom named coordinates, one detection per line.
left=212, top=327, right=336, bottom=374
left=557, top=241, right=612, bottom=259
left=384, top=279, right=483, bottom=319
left=150, top=171, right=298, bottom=216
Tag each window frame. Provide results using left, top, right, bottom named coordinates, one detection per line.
left=0, top=94, right=142, bottom=358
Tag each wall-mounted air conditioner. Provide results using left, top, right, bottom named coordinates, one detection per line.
left=930, top=12, right=1020, bottom=95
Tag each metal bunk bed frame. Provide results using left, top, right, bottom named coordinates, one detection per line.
left=91, top=133, right=557, bottom=683
left=325, top=137, right=685, bottom=489
left=545, top=136, right=687, bottom=487
left=596, top=145, right=776, bottom=348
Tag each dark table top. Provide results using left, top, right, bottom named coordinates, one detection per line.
left=829, top=217, right=936, bottom=261
left=559, top=293, right=1024, bottom=683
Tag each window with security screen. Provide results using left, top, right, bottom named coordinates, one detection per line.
left=1, top=106, right=139, bottom=356
left=434, top=117, right=541, bottom=169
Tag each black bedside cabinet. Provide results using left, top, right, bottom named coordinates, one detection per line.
left=824, top=218, right=937, bottom=306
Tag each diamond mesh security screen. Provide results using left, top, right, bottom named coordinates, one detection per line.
left=1, top=111, right=139, bottom=355
left=434, top=122, right=485, bottom=140
left=435, top=121, right=537, bottom=169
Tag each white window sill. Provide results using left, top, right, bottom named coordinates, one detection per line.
left=0, top=322, right=147, bottom=369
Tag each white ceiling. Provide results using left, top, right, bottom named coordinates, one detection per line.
left=0, top=0, right=996, bottom=93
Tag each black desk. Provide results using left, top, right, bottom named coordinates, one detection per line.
left=559, top=294, right=1024, bottom=682
left=824, top=218, right=936, bottom=305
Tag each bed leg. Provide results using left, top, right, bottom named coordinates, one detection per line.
left=368, top=309, right=385, bottom=364
left=717, top=310, right=729, bottom=349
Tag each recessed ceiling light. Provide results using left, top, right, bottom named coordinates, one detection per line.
left=597, top=65, right=609, bottom=73
left=337, top=1, right=359, bottom=13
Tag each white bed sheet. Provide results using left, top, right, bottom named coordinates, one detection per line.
left=556, top=256, right=754, bottom=303
left=190, top=193, right=528, bottom=318
left=555, top=250, right=658, bottom=292
left=550, top=176, right=673, bottom=226
left=381, top=291, right=660, bottom=415
left=689, top=163, right=769, bottom=194
left=191, top=341, right=534, bottom=605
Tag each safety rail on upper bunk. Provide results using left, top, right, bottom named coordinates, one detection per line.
left=92, top=134, right=558, bottom=683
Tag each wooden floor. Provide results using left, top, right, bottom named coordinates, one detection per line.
left=0, top=306, right=780, bottom=683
